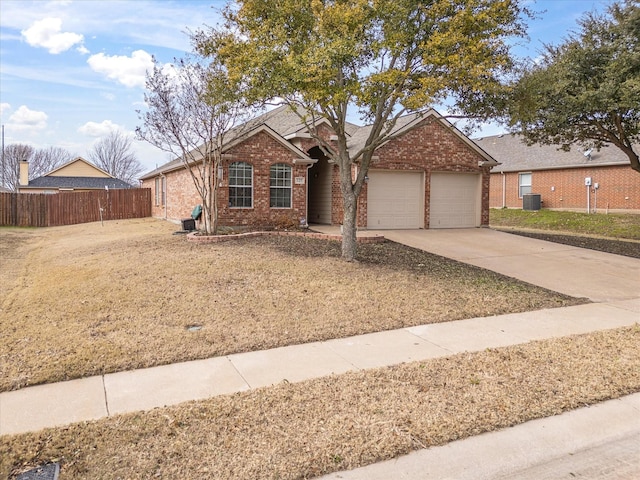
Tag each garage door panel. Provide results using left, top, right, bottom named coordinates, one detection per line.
left=430, top=173, right=480, bottom=229
left=368, top=171, right=424, bottom=229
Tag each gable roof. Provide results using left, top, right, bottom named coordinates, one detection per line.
left=46, top=157, right=114, bottom=178
left=141, top=106, right=498, bottom=179
left=222, top=123, right=318, bottom=164
left=347, top=109, right=498, bottom=165
left=475, top=133, right=633, bottom=173
left=140, top=106, right=318, bottom=180
left=21, top=156, right=133, bottom=190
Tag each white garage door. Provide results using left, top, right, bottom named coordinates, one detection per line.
left=429, top=173, right=480, bottom=228
left=367, top=171, right=424, bottom=229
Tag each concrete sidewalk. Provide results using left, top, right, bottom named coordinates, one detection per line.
left=1, top=298, right=638, bottom=436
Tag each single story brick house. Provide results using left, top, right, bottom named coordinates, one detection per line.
left=18, top=157, right=133, bottom=193
left=478, top=133, right=640, bottom=213
left=140, top=106, right=498, bottom=230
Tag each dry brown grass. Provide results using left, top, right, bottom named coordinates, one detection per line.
left=0, top=219, right=585, bottom=392
left=2, top=326, right=638, bottom=480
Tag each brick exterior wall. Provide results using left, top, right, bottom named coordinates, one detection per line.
left=490, top=165, right=640, bottom=212
left=143, top=117, right=494, bottom=229
left=332, top=118, right=490, bottom=227
left=142, top=131, right=309, bottom=227
left=219, top=131, right=309, bottom=227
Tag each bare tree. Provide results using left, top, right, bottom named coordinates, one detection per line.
left=33, top=146, right=75, bottom=175
left=1, top=144, right=72, bottom=191
left=136, top=54, right=250, bottom=235
left=88, top=131, right=144, bottom=185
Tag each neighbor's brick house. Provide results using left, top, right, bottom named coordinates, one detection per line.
left=478, top=134, right=640, bottom=213
left=140, top=106, right=498, bottom=230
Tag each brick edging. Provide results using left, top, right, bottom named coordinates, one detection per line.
left=186, top=230, right=385, bottom=244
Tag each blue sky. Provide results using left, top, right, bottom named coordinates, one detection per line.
left=0, top=0, right=614, bottom=175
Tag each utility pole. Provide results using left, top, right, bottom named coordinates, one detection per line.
left=1, top=124, right=5, bottom=190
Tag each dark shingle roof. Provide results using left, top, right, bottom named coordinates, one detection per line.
left=140, top=105, right=360, bottom=180
left=27, top=176, right=134, bottom=190
left=140, top=105, right=502, bottom=180
left=475, top=133, right=632, bottom=173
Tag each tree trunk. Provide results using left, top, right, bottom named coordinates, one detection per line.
left=212, top=156, right=219, bottom=234
left=341, top=189, right=358, bottom=262
left=340, top=162, right=358, bottom=262
left=212, top=176, right=219, bottom=235
left=202, top=159, right=214, bottom=235
left=623, top=146, right=640, bottom=174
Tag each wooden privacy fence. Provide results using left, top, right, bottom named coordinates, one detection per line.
left=0, top=189, right=152, bottom=227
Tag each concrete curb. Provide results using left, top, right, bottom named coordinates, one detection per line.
left=317, top=393, right=640, bottom=479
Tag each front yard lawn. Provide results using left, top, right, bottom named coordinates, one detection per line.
left=490, top=208, right=640, bottom=240
left=0, top=219, right=584, bottom=392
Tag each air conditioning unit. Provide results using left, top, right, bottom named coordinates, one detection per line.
left=523, top=194, right=541, bottom=211
left=181, top=218, right=196, bottom=231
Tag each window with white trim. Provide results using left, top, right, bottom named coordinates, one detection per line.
left=519, top=173, right=532, bottom=198
left=270, top=163, right=292, bottom=208
left=229, top=162, right=253, bottom=208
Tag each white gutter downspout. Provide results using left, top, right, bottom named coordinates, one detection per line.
left=501, top=171, right=506, bottom=208
left=161, top=174, right=167, bottom=220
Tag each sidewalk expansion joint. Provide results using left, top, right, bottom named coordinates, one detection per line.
left=101, top=375, right=110, bottom=417
left=322, top=342, right=364, bottom=371
left=226, top=356, right=252, bottom=390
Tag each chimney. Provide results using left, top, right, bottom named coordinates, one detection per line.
left=19, top=161, right=29, bottom=187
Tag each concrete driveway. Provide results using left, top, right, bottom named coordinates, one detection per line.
left=377, top=229, right=640, bottom=303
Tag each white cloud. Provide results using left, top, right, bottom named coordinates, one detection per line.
left=21, top=17, right=84, bottom=54
left=0, top=103, right=11, bottom=117
left=77, top=119, right=122, bottom=137
left=87, top=50, right=154, bottom=88
left=8, top=105, right=48, bottom=131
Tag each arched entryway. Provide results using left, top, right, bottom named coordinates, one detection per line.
left=307, top=146, right=332, bottom=225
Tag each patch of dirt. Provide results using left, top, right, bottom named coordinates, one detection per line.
left=2, top=326, right=638, bottom=479
left=0, top=219, right=585, bottom=392
left=496, top=229, right=640, bottom=258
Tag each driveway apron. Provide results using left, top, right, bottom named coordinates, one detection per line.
left=378, top=228, right=640, bottom=303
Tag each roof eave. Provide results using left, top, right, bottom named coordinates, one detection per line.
left=141, top=124, right=316, bottom=180
left=492, top=161, right=630, bottom=173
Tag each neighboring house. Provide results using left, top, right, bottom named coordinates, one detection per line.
left=18, top=157, right=133, bottom=193
left=140, top=105, right=498, bottom=230
left=479, top=133, right=640, bottom=213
